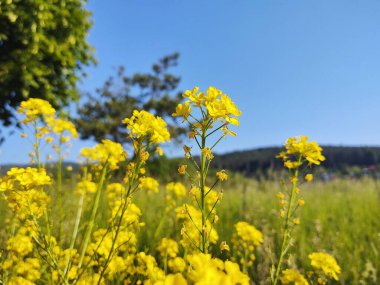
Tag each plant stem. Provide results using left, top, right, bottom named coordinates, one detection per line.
left=77, top=164, right=108, bottom=269
left=272, top=166, right=300, bottom=285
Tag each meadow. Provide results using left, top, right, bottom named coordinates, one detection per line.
left=0, top=90, right=378, bottom=285
left=135, top=177, right=380, bottom=284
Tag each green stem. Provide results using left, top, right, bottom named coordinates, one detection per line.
left=77, top=164, right=108, bottom=269
left=272, top=165, right=300, bottom=285
left=200, top=131, right=207, bottom=253
left=57, top=143, right=63, bottom=244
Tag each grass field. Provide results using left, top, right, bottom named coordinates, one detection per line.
left=130, top=177, right=380, bottom=284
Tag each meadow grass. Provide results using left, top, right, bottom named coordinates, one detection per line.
left=134, top=177, right=380, bottom=284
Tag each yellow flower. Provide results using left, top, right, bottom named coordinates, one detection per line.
left=305, top=174, right=313, bottom=182
left=205, top=93, right=242, bottom=126
left=139, top=177, right=159, bottom=193
left=157, top=238, right=179, bottom=258
left=220, top=241, right=230, bottom=251
left=280, top=269, right=309, bottom=285
left=297, top=199, right=305, bottom=206
left=276, top=192, right=285, bottom=199
left=172, top=101, right=191, bottom=120
left=277, top=136, right=325, bottom=169
left=293, top=218, right=300, bottom=225
left=168, top=257, right=186, bottom=273
left=123, top=110, right=170, bottom=144
left=178, top=164, right=187, bottom=175
left=216, top=170, right=228, bottom=181
left=308, top=252, right=341, bottom=280
left=201, top=147, right=214, bottom=160
left=166, top=182, right=186, bottom=198
left=80, top=139, right=126, bottom=170
left=17, top=98, right=56, bottom=124
left=46, top=117, right=78, bottom=139
left=234, top=221, right=263, bottom=247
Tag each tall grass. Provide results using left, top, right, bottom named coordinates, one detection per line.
left=134, top=177, right=380, bottom=284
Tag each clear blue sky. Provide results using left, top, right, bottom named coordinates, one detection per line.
left=1, top=0, right=380, bottom=164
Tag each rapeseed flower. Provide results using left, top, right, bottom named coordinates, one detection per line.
left=309, top=252, right=341, bottom=280
left=280, top=269, right=309, bottom=285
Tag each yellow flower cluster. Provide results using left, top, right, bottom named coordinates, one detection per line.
left=176, top=204, right=219, bottom=252
left=187, top=253, right=249, bottom=285
left=165, top=182, right=186, bottom=211
left=277, top=136, right=325, bottom=169
left=80, top=139, right=126, bottom=170
left=0, top=228, right=41, bottom=284
left=280, top=269, right=309, bottom=285
left=232, top=221, right=263, bottom=268
left=309, top=252, right=341, bottom=281
left=17, top=98, right=56, bottom=124
left=0, top=167, right=51, bottom=220
left=0, top=167, right=51, bottom=191
left=122, top=110, right=170, bottom=145
left=46, top=117, right=78, bottom=141
left=157, top=238, right=179, bottom=258
left=139, top=176, right=160, bottom=193
left=173, top=86, right=242, bottom=131
left=75, top=179, right=97, bottom=196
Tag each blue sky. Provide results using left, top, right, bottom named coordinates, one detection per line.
left=1, top=0, right=380, bottom=164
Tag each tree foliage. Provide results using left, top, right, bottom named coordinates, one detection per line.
left=75, top=53, right=186, bottom=144
left=0, top=0, right=94, bottom=138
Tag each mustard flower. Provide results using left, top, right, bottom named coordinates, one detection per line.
left=80, top=139, right=126, bottom=170
left=157, top=238, right=179, bottom=258
left=280, top=269, right=309, bottom=285
left=138, top=176, right=159, bottom=193
left=309, top=252, right=341, bottom=280
left=17, top=98, right=56, bottom=124
left=122, top=110, right=170, bottom=145
left=216, top=170, right=228, bottom=181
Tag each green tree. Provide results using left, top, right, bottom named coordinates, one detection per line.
left=75, top=53, right=187, bottom=145
left=0, top=0, right=94, bottom=141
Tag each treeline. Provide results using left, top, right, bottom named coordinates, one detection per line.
left=2, top=146, right=380, bottom=179
left=211, top=146, right=380, bottom=177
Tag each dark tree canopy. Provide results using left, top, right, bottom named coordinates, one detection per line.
left=0, top=0, right=94, bottom=136
left=75, top=53, right=187, bottom=145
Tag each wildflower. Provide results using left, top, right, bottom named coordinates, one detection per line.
left=178, top=164, right=187, bottom=175
left=276, top=192, right=285, bottom=199
left=234, top=221, right=263, bottom=247
left=187, top=253, right=249, bottom=285
left=17, top=98, right=56, bottom=124
left=166, top=182, right=186, bottom=198
left=122, top=110, right=170, bottom=144
left=297, top=199, right=305, bottom=206
left=80, top=139, right=126, bottom=170
left=220, top=241, right=230, bottom=251
left=139, top=177, right=159, bottom=193
left=293, top=218, right=300, bottom=225
left=172, top=101, right=191, bottom=120
left=21, top=132, right=27, bottom=138
left=168, top=257, right=186, bottom=273
left=46, top=117, right=78, bottom=139
left=157, top=238, right=179, bottom=258
left=216, top=170, right=228, bottom=181
left=162, top=273, right=187, bottom=285
left=308, top=252, right=341, bottom=280
left=277, top=136, right=325, bottom=169
left=156, top=146, right=164, bottom=156
left=75, top=180, right=97, bottom=195
left=280, top=269, right=309, bottom=285
left=305, top=174, right=313, bottom=182
left=202, top=147, right=214, bottom=160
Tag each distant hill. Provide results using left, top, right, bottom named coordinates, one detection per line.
left=2, top=146, right=380, bottom=178
left=211, top=146, right=380, bottom=177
